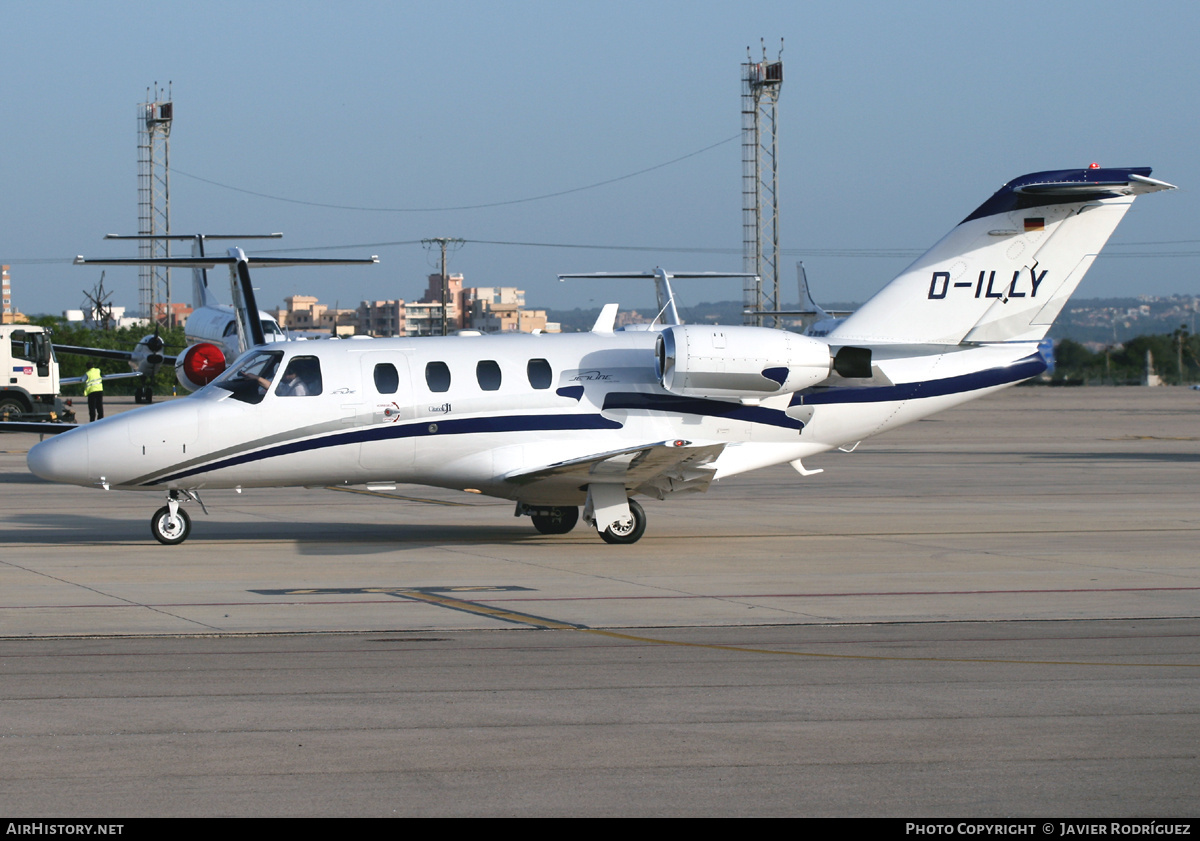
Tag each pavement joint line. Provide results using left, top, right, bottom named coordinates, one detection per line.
left=386, top=589, right=1200, bottom=668
left=0, top=555, right=226, bottom=633
left=578, top=628, right=1200, bottom=668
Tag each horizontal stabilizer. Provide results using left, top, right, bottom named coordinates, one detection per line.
left=75, top=255, right=379, bottom=269
left=563, top=269, right=759, bottom=327
left=104, top=233, right=283, bottom=241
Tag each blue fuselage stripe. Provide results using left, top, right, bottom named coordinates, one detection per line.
left=601, top=392, right=805, bottom=430
left=793, top=354, right=1046, bottom=405
left=149, top=412, right=622, bottom=485
left=147, top=355, right=1045, bottom=485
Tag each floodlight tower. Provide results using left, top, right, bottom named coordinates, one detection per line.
left=137, top=83, right=172, bottom=322
left=742, top=41, right=783, bottom=327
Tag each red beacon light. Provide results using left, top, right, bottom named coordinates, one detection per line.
left=1088, top=162, right=1101, bottom=169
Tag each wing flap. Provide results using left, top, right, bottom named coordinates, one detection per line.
left=506, top=440, right=725, bottom=499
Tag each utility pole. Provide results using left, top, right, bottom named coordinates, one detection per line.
left=422, top=237, right=464, bottom=336
left=1176, top=322, right=1189, bottom=384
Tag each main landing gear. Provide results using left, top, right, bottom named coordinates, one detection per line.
left=150, top=490, right=203, bottom=545
left=598, top=498, right=645, bottom=545
left=517, top=491, right=648, bottom=544
left=528, top=505, right=579, bottom=535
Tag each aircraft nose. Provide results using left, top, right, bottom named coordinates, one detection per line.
left=28, top=428, right=91, bottom=486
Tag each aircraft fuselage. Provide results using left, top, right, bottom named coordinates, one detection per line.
left=29, top=330, right=1041, bottom=505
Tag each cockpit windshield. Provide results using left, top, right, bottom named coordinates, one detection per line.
left=211, top=349, right=284, bottom=404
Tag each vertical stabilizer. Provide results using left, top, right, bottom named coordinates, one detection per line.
left=828, top=168, right=1175, bottom=345
left=191, top=235, right=211, bottom=310
left=796, top=261, right=828, bottom=319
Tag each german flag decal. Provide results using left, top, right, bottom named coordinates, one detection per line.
left=1024, top=217, right=1045, bottom=232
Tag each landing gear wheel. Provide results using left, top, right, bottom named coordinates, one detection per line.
left=531, top=506, right=579, bottom=535
left=600, top=499, right=646, bottom=545
left=151, top=506, right=192, bottom=545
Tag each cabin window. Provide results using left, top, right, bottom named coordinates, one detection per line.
left=212, top=349, right=284, bottom=405
left=425, top=361, right=451, bottom=393
left=374, top=363, right=399, bottom=395
left=275, top=356, right=322, bottom=397
left=476, top=360, right=501, bottom=391
left=527, top=358, right=552, bottom=389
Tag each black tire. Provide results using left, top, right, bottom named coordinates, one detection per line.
left=600, top=498, right=646, bottom=545
left=531, top=506, right=579, bottom=535
left=0, top=396, right=26, bottom=421
left=151, top=506, right=191, bottom=545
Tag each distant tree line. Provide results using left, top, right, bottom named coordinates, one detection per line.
left=1052, top=329, right=1199, bottom=385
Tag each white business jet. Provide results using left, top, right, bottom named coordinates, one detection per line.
left=28, top=166, right=1174, bottom=545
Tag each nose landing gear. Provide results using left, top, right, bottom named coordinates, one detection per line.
left=150, top=490, right=204, bottom=545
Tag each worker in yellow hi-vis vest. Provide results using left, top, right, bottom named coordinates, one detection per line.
left=84, top=366, right=104, bottom=422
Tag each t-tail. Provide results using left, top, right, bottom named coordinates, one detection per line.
left=101, top=232, right=285, bottom=314
left=828, top=167, right=1175, bottom=346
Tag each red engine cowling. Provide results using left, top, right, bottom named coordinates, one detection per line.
left=175, top=342, right=227, bottom=392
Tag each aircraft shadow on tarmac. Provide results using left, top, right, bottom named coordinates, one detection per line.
left=0, top=471, right=52, bottom=485
left=3, top=511, right=583, bottom=552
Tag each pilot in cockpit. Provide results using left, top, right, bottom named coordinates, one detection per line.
left=273, top=356, right=321, bottom=397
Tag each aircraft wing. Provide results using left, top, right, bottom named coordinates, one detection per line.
left=60, top=371, right=146, bottom=386
left=54, top=344, right=177, bottom=364
left=55, top=344, right=134, bottom=361
left=54, top=342, right=177, bottom=386
left=506, top=439, right=726, bottom=499
left=0, top=421, right=77, bottom=435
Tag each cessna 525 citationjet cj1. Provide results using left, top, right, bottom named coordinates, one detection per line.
left=27, top=166, right=1175, bottom=545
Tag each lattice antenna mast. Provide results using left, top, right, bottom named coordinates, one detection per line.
left=137, top=82, right=173, bottom=323
left=741, top=40, right=783, bottom=327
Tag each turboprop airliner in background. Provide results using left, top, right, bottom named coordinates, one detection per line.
left=27, top=165, right=1175, bottom=545
left=58, top=234, right=376, bottom=402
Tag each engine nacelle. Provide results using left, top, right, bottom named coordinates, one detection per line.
left=657, top=325, right=832, bottom=400
left=175, top=342, right=227, bottom=392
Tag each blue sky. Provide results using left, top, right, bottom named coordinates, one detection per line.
left=4, top=0, right=1196, bottom=317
